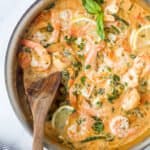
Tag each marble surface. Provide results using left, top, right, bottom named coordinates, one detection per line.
left=0, top=0, right=35, bottom=149
left=0, top=0, right=150, bottom=150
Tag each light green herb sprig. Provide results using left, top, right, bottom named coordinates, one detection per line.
left=82, top=0, right=105, bottom=39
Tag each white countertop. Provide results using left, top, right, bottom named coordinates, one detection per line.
left=0, top=0, right=150, bottom=150
left=0, top=0, right=35, bottom=149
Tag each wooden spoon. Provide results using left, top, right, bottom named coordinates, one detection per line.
left=25, top=72, right=61, bottom=150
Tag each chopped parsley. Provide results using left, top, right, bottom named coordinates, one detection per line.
left=78, top=42, right=85, bottom=50
left=62, top=70, right=70, bottom=86
left=80, top=76, right=86, bottom=85
left=107, top=74, right=124, bottom=103
left=92, top=117, right=104, bottom=133
left=113, top=14, right=129, bottom=26
left=85, top=64, right=91, bottom=70
left=46, top=2, right=55, bottom=9
left=111, top=25, right=120, bottom=34
left=130, top=54, right=137, bottom=59
left=47, top=23, right=54, bottom=32
left=97, top=88, right=105, bottom=95
left=24, top=47, right=31, bottom=53
left=76, top=118, right=86, bottom=125
left=139, top=79, right=147, bottom=93
left=64, top=36, right=77, bottom=45
left=145, top=16, right=150, bottom=21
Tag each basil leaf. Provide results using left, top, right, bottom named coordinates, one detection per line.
left=96, top=13, right=105, bottom=40
left=82, top=0, right=101, bottom=14
left=96, top=0, right=104, bottom=4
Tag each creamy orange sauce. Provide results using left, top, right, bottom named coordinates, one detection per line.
left=18, top=0, right=150, bottom=149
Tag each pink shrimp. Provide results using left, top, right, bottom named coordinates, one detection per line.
left=66, top=112, right=93, bottom=142
left=109, top=115, right=137, bottom=138
left=21, top=39, right=51, bottom=71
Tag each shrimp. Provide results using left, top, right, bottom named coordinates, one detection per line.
left=48, top=10, right=61, bottom=43
left=18, top=51, right=31, bottom=69
left=52, top=44, right=73, bottom=71
left=66, top=113, right=93, bottom=142
left=59, top=9, right=72, bottom=31
left=21, top=39, right=51, bottom=71
left=121, top=88, right=140, bottom=111
left=122, top=55, right=149, bottom=88
left=84, top=40, right=106, bottom=82
left=109, top=116, right=136, bottom=138
left=104, top=0, right=119, bottom=22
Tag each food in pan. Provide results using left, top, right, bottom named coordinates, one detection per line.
left=18, top=0, right=150, bottom=149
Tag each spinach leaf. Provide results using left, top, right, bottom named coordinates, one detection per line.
left=81, top=136, right=105, bottom=143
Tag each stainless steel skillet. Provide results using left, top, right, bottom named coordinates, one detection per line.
left=5, top=0, right=150, bottom=149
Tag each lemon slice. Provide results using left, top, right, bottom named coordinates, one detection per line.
left=52, top=105, right=74, bottom=131
left=132, top=25, right=150, bottom=50
left=71, top=17, right=101, bottom=41
left=71, top=17, right=96, bottom=25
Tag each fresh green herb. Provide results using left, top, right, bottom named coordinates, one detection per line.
left=105, top=133, right=114, bottom=141
left=44, top=43, right=51, bottom=48
left=24, top=47, right=31, bottom=53
left=62, top=70, right=70, bottom=86
left=64, top=36, right=77, bottom=45
left=92, top=117, right=104, bottom=133
left=111, top=25, right=120, bottom=34
left=128, top=4, right=134, bottom=11
left=139, top=79, right=147, bottom=93
left=81, top=76, right=86, bottom=85
left=97, top=88, right=105, bottom=95
left=85, top=64, right=91, bottom=69
left=81, top=136, right=105, bottom=143
left=145, top=16, right=150, bottom=21
left=107, top=88, right=120, bottom=103
left=59, top=86, right=67, bottom=95
left=137, top=24, right=142, bottom=28
left=47, top=23, right=54, bottom=32
left=106, top=66, right=112, bottom=72
left=72, top=61, right=82, bottom=70
left=63, top=50, right=71, bottom=57
left=131, top=108, right=144, bottom=118
left=82, top=0, right=105, bottom=39
left=107, top=75, right=124, bottom=103
left=130, top=54, right=137, bottom=59
left=78, top=42, right=85, bottom=50
left=46, top=2, right=55, bottom=9
left=76, top=118, right=86, bottom=125
left=144, top=101, right=150, bottom=106
left=96, top=101, right=103, bottom=107
left=97, top=13, right=105, bottom=39
left=124, top=82, right=128, bottom=87
left=72, top=83, right=82, bottom=95
left=110, top=74, right=120, bottom=84
left=112, top=107, right=115, bottom=113
left=95, top=0, right=104, bottom=4
left=113, top=14, right=129, bottom=26
left=82, top=0, right=101, bottom=14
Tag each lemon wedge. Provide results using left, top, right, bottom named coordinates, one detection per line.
left=131, top=25, right=150, bottom=50
left=52, top=105, right=74, bottom=131
left=71, top=17, right=101, bottom=41
left=71, top=17, right=96, bottom=25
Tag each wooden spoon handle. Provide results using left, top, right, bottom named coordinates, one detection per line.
left=33, top=114, right=45, bottom=150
